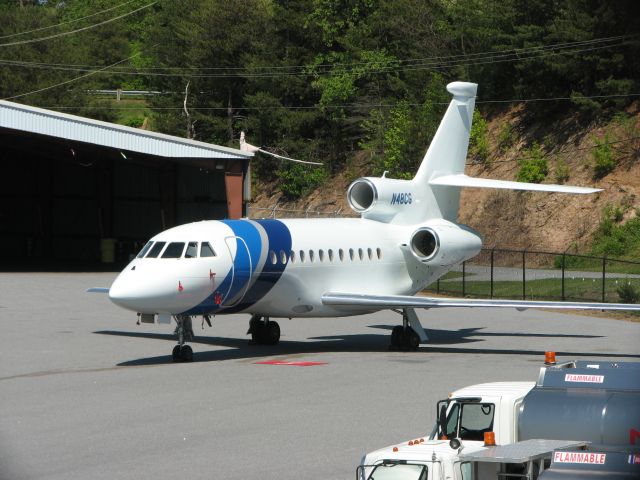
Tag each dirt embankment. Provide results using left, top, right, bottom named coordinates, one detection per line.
left=251, top=104, right=640, bottom=253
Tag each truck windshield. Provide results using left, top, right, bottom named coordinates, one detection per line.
left=358, top=463, right=427, bottom=480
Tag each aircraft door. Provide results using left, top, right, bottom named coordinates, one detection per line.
left=220, top=236, right=253, bottom=308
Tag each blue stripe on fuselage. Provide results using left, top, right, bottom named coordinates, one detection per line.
left=223, top=219, right=292, bottom=313
left=182, top=219, right=291, bottom=316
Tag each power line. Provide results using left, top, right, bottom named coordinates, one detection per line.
left=0, top=33, right=630, bottom=70
left=3, top=52, right=143, bottom=101
left=0, top=33, right=635, bottom=76
left=26, top=92, right=640, bottom=111
left=0, top=2, right=156, bottom=48
left=0, top=0, right=139, bottom=40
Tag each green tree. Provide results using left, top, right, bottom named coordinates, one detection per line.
left=517, top=143, right=548, bottom=183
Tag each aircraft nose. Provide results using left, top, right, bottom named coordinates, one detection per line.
left=108, top=271, right=149, bottom=311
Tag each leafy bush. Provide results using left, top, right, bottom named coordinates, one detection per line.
left=278, top=163, right=328, bottom=199
left=554, top=158, right=570, bottom=184
left=617, top=283, right=640, bottom=303
left=516, top=143, right=548, bottom=183
left=123, top=116, right=145, bottom=128
left=592, top=134, right=616, bottom=178
left=497, top=123, right=516, bottom=152
left=469, top=110, right=489, bottom=164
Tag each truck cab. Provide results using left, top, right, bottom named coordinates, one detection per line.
left=433, top=382, right=535, bottom=446
left=358, top=382, right=536, bottom=480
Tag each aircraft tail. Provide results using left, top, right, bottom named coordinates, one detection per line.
left=346, top=81, right=600, bottom=225
left=412, top=82, right=476, bottom=221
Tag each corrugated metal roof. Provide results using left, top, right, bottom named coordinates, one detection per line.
left=0, top=100, right=252, bottom=160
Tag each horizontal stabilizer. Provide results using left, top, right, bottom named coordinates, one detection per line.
left=322, top=292, right=640, bottom=311
left=87, top=287, right=110, bottom=294
left=429, top=174, right=601, bottom=194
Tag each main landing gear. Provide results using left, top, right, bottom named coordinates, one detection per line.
left=389, top=308, right=428, bottom=352
left=172, top=314, right=195, bottom=362
left=247, top=315, right=281, bottom=345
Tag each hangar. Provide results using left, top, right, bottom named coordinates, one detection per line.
left=0, top=100, right=252, bottom=270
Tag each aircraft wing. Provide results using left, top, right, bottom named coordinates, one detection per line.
left=321, top=292, right=640, bottom=311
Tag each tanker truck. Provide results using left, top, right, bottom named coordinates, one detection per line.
left=357, top=356, right=640, bottom=480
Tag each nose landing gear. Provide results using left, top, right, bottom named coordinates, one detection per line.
left=247, top=315, right=281, bottom=345
left=172, top=314, right=195, bottom=362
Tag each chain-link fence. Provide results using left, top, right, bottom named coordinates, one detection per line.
left=247, top=204, right=358, bottom=219
left=246, top=206, right=640, bottom=304
left=428, top=248, right=640, bottom=304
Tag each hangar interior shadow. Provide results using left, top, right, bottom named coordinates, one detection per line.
left=0, top=127, right=236, bottom=271
left=94, top=326, right=632, bottom=368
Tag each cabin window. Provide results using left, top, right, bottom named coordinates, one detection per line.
left=185, top=242, right=198, bottom=258
left=136, top=241, right=154, bottom=258
left=376, top=247, right=382, bottom=260
left=328, top=249, right=334, bottom=262
left=279, top=250, right=287, bottom=264
left=299, top=250, right=305, bottom=263
left=162, top=242, right=185, bottom=258
left=349, top=248, right=354, bottom=261
left=339, top=249, right=344, bottom=261
left=200, top=242, right=216, bottom=257
left=358, top=248, right=364, bottom=260
left=367, top=248, right=373, bottom=260
left=458, top=403, right=495, bottom=441
left=290, top=250, right=296, bottom=264
left=309, top=250, right=315, bottom=262
left=269, top=250, right=277, bottom=265
left=318, top=249, right=324, bottom=262
left=146, top=241, right=166, bottom=258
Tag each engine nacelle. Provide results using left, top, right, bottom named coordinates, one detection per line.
left=347, top=177, right=418, bottom=223
left=409, top=221, right=482, bottom=265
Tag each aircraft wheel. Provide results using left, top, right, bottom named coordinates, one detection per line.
left=249, top=316, right=263, bottom=343
left=406, top=329, right=420, bottom=351
left=265, top=321, right=280, bottom=345
left=180, top=345, right=193, bottom=362
left=390, top=325, right=403, bottom=350
left=172, top=345, right=181, bottom=362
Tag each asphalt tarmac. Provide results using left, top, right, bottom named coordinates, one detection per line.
left=1, top=272, right=638, bottom=480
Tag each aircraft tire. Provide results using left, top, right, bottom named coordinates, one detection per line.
left=172, top=345, right=181, bottom=362
left=264, top=321, right=280, bottom=345
left=180, top=345, right=193, bottom=362
left=406, top=329, right=420, bottom=351
left=390, top=325, right=403, bottom=350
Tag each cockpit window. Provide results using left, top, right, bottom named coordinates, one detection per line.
left=162, top=242, right=185, bottom=258
left=200, top=242, right=216, bottom=257
left=136, top=241, right=154, bottom=258
left=146, top=241, right=166, bottom=258
left=185, top=242, right=198, bottom=258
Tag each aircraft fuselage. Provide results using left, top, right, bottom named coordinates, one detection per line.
left=108, top=217, right=481, bottom=318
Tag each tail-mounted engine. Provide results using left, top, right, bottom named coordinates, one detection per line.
left=409, top=221, right=482, bottom=265
left=347, top=177, right=418, bottom=223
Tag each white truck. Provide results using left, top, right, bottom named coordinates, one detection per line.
left=357, top=356, right=640, bottom=480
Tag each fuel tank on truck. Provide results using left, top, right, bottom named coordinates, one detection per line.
left=518, top=361, right=640, bottom=446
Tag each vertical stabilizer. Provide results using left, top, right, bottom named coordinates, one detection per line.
left=413, top=82, right=477, bottom=221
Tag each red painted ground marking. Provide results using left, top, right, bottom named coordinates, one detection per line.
left=254, top=360, right=327, bottom=367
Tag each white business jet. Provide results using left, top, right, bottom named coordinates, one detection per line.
left=91, top=81, right=640, bottom=361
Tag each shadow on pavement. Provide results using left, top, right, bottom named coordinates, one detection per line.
left=93, top=328, right=634, bottom=367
